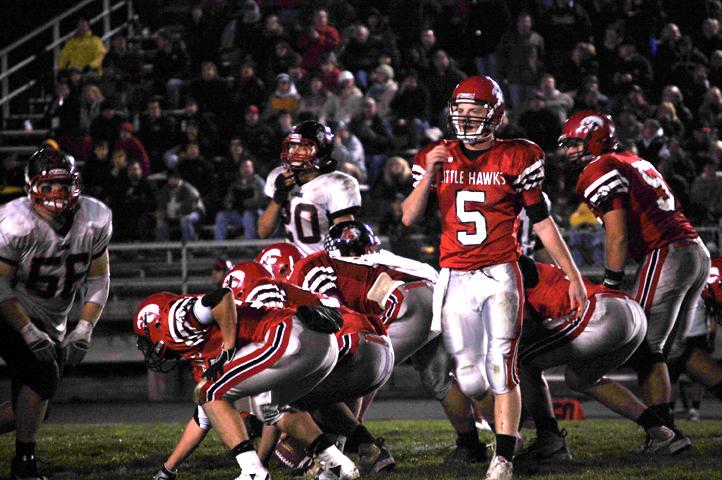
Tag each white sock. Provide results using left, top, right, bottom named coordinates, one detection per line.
left=236, top=450, right=264, bottom=471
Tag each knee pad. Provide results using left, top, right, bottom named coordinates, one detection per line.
left=564, top=368, right=596, bottom=393
left=625, top=341, right=664, bottom=382
left=26, top=360, right=60, bottom=400
left=455, top=362, right=488, bottom=399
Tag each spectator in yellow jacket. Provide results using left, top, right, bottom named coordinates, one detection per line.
left=58, top=18, right=107, bottom=73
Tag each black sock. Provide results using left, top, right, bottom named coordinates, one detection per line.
left=650, top=403, right=674, bottom=428
left=160, top=464, right=176, bottom=476
left=15, top=441, right=35, bottom=462
left=308, top=433, right=335, bottom=456
left=692, top=400, right=701, bottom=410
left=348, top=424, right=375, bottom=446
left=487, top=422, right=496, bottom=434
left=710, top=381, right=722, bottom=402
left=636, top=407, right=665, bottom=430
left=495, top=434, right=516, bottom=461
left=456, top=430, right=482, bottom=449
left=231, top=440, right=255, bottom=457
left=536, top=416, right=560, bottom=435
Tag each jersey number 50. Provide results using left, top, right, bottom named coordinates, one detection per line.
left=456, top=190, right=487, bottom=246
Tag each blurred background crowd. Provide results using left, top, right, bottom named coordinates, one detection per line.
left=2, top=0, right=722, bottom=264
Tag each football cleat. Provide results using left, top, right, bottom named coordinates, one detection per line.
left=484, top=456, right=514, bottom=480
left=639, top=426, right=675, bottom=455
left=11, top=455, right=48, bottom=480
left=358, top=438, right=395, bottom=474
left=513, top=428, right=572, bottom=468
left=153, top=464, right=177, bottom=480
left=235, top=465, right=271, bottom=480
left=443, top=443, right=488, bottom=467
left=317, top=452, right=359, bottom=480
left=667, top=428, right=692, bottom=455
left=685, top=408, right=701, bottom=422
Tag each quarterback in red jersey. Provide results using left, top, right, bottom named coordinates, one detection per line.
left=133, top=288, right=360, bottom=480
left=559, top=110, right=710, bottom=450
left=402, top=75, right=585, bottom=479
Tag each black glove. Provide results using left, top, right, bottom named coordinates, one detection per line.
left=296, top=305, right=344, bottom=333
left=273, top=172, right=295, bottom=204
left=203, top=347, right=236, bottom=381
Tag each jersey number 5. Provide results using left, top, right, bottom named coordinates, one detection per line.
left=632, top=160, right=675, bottom=212
left=456, top=190, right=487, bottom=246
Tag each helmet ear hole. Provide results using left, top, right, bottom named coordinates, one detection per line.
left=324, top=221, right=380, bottom=257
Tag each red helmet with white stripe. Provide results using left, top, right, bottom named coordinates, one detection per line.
left=133, top=292, right=181, bottom=372
left=256, top=243, right=304, bottom=281
left=448, top=76, right=505, bottom=144
left=558, top=110, right=619, bottom=169
left=223, top=261, right=273, bottom=301
left=702, top=257, right=722, bottom=324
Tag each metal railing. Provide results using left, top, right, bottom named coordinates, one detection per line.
left=0, top=0, right=134, bottom=121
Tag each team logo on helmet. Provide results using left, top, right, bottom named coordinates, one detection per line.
left=136, top=303, right=160, bottom=332
left=577, top=115, right=605, bottom=134
left=224, top=271, right=246, bottom=290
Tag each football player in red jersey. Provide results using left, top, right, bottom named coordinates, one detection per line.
left=134, top=288, right=360, bottom=480
left=559, top=110, right=710, bottom=451
left=256, top=242, right=304, bottom=281
left=0, top=147, right=112, bottom=480
left=257, top=121, right=361, bottom=256
left=402, top=76, right=586, bottom=480
left=513, top=257, right=680, bottom=468
left=223, top=260, right=396, bottom=475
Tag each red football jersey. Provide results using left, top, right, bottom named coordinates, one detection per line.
left=412, top=139, right=545, bottom=269
left=137, top=293, right=294, bottom=381
left=290, top=250, right=427, bottom=318
left=525, top=263, right=610, bottom=321
left=576, top=151, right=697, bottom=261
left=241, top=275, right=384, bottom=353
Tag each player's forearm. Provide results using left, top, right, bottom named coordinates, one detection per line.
left=0, top=300, right=32, bottom=332
left=212, top=292, right=237, bottom=350
left=257, top=201, right=282, bottom=239
left=401, top=178, right=433, bottom=226
left=533, top=217, right=582, bottom=283
left=604, top=234, right=627, bottom=272
left=79, top=301, right=104, bottom=327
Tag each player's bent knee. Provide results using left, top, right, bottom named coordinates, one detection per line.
left=27, top=361, right=60, bottom=400
left=565, top=369, right=596, bottom=392
left=456, top=364, right=488, bottom=399
left=193, top=379, right=210, bottom=406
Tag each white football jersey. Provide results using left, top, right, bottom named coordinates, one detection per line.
left=265, top=167, right=361, bottom=256
left=0, top=196, right=112, bottom=341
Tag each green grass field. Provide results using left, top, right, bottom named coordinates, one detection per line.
left=1, top=419, right=721, bottom=479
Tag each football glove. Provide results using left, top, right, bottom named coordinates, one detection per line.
left=61, top=319, right=94, bottom=367
left=273, top=172, right=295, bottom=204
left=296, top=305, right=344, bottom=334
left=20, top=322, right=57, bottom=363
left=203, top=347, right=236, bottom=381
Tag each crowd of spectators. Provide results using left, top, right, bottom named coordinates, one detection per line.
left=3, top=0, right=722, bottom=251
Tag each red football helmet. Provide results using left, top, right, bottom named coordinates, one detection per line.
left=558, top=110, right=619, bottom=168
left=280, top=120, right=336, bottom=172
left=256, top=243, right=303, bottom=281
left=702, top=257, right=722, bottom=324
left=133, top=292, right=181, bottom=372
left=25, top=146, right=81, bottom=216
left=448, top=76, right=505, bottom=144
left=223, top=261, right=274, bottom=301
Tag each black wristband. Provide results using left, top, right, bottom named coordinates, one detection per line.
left=603, top=267, right=624, bottom=288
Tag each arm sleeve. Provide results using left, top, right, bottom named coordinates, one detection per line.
left=510, top=143, right=545, bottom=207
left=579, top=163, right=629, bottom=213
